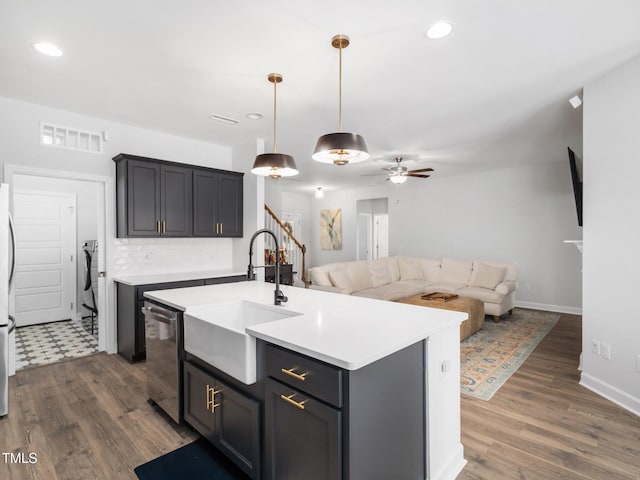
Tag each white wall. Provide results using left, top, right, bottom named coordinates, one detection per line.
left=12, top=174, right=99, bottom=317
left=581, top=54, right=640, bottom=416
left=272, top=101, right=582, bottom=312
left=0, top=95, right=236, bottom=275
left=232, top=139, right=265, bottom=277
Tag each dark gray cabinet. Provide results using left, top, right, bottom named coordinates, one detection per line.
left=184, top=361, right=261, bottom=480
left=193, top=170, right=243, bottom=237
left=265, top=378, right=341, bottom=480
left=114, top=153, right=243, bottom=238
left=115, top=155, right=192, bottom=237
left=116, top=276, right=245, bottom=362
left=263, top=342, right=426, bottom=480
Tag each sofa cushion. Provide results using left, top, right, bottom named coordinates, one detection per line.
left=345, top=261, right=374, bottom=292
left=354, top=283, right=424, bottom=302
left=424, top=282, right=467, bottom=294
left=328, top=268, right=354, bottom=294
left=398, top=256, right=423, bottom=281
left=420, top=258, right=441, bottom=282
left=438, top=258, right=473, bottom=284
left=388, top=257, right=401, bottom=282
left=310, top=268, right=332, bottom=287
left=457, top=286, right=504, bottom=304
left=470, top=262, right=506, bottom=290
left=369, top=258, right=392, bottom=288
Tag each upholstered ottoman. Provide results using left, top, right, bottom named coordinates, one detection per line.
left=397, top=294, right=485, bottom=341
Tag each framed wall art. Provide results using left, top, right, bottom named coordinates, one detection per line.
left=320, top=208, right=342, bottom=250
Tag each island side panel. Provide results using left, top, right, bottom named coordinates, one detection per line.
left=426, top=324, right=466, bottom=480
left=345, top=340, right=426, bottom=480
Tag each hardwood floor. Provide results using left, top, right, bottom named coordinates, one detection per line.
left=459, top=314, right=640, bottom=480
left=0, top=313, right=638, bottom=479
left=1, top=353, right=197, bottom=480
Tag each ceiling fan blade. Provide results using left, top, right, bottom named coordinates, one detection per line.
left=407, top=174, right=431, bottom=178
left=408, top=168, right=434, bottom=173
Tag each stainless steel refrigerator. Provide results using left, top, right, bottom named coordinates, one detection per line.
left=1, top=183, right=17, bottom=416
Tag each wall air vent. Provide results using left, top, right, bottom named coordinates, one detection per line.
left=40, top=122, right=103, bottom=154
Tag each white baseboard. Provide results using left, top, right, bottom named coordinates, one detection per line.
left=430, top=444, right=466, bottom=480
left=580, top=372, right=640, bottom=418
left=515, top=300, right=582, bottom=315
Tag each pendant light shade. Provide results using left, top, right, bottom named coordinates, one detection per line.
left=252, top=73, right=298, bottom=178
left=389, top=174, right=408, bottom=184
left=313, top=34, right=369, bottom=166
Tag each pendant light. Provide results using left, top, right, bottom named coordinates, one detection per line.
left=252, top=73, right=298, bottom=178
left=313, top=34, right=369, bottom=166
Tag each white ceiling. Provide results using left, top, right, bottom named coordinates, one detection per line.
left=2, top=1, right=640, bottom=192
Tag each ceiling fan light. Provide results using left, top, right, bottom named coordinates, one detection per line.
left=312, top=132, right=369, bottom=165
left=251, top=153, right=298, bottom=178
left=314, top=187, right=325, bottom=199
left=389, top=175, right=408, bottom=184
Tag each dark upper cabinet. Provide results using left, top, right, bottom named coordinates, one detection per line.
left=114, top=154, right=242, bottom=238
left=125, top=159, right=161, bottom=237
left=193, top=170, right=243, bottom=238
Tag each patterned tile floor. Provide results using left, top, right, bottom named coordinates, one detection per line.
left=15, top=318, right=99, bottom=371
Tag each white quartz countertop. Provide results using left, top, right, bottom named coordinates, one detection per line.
left=113, top=269, right=246, bottom=286
left=145, top=281, right=466, bottom=370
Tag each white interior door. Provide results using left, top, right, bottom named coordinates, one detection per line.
left=373, top=214, right=389, bottom=259
left=13, top=190, right=76, bottom=327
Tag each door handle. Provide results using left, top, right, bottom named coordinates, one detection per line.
left=280, top=393, right=307, bottom=410
left=220, top=223, right=223, bottom=234
left=162, top=221, right=166, bottom=234
left=156, top=220, right=161, bottom=233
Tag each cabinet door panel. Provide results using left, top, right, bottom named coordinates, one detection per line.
left=127, top=160, right=161, bottom=236
left=217, top=174, right=243, bottom=237
left=215, top=378, right=261, bottom=479
left=183, top=362, right=216, bottom=442
left=265, top=378, right=341, bottom=480
left=161, top=165, right=192, bottom=237
left=193, top=171, right=217, bottom=237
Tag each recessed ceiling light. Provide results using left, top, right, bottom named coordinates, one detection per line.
left=208, top=114, right=239, bottom=125
left=425, top=21, right=454, bottom=40
left=246, top=112, right=263, bottom=120
left=33, top=42, right=63, bottom=57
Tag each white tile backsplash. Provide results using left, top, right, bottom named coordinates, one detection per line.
left=112, top=237, right=233, bottom=276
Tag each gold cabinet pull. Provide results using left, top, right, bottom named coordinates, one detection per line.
left=215, top=223, right=219, bottom=234
left=162, top=221, right=166, bottom=234
left=156, top=220, right=161, bottom=233
left=281, top=368, right=307, bottom=381
left=220, top=223, right=223, bottom=234
left=280, top=393, right=307, bottom=410
left=206, top=384, right=222, bottom=413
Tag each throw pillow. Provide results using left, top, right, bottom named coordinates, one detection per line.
left=369, top=258, right=392, bottom=288
left=310, top=268, right=332, bottom=287
left=438, top=258, right=473, bottom=284
left=470, top=263, right=506, bottom=290
left=328, top=268, right=354, bottom=294
left=398, top=256, right=423, bottom=281
left=420, top=258, right=441, bottom=282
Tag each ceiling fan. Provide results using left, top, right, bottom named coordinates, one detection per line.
left=381, top=157, right=434, bottom=184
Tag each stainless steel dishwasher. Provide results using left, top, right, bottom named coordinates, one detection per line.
left=142, top=300, right=182, bottom=423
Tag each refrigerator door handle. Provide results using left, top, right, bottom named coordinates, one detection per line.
left=8, top=213, right=16, bottom=291
left=7, top=315, right=15, bottom=334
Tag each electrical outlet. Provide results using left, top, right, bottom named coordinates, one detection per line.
left=591, top=340, right=600, bottom=356
left=601, top=343, right=611, bottom=360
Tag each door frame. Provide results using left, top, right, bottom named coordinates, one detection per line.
left=4, top=164, right=116, bottom=354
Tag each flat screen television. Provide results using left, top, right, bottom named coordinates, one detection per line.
left=567, top=147, right=583, bottom=226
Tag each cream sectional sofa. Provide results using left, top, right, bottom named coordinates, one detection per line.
left=308, top=256, right=518, bottom=321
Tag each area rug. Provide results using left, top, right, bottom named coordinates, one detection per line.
left=134, top=437, right=248, bottom=480
left=460, top=309, right=559, bottom=400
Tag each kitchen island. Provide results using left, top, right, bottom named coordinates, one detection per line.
left=145, top=281, right=467, bottom=480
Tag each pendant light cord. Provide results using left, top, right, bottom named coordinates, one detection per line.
left=338, top=43, right=343, bottom=133
left=273, top=79, right=278, bottom=153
